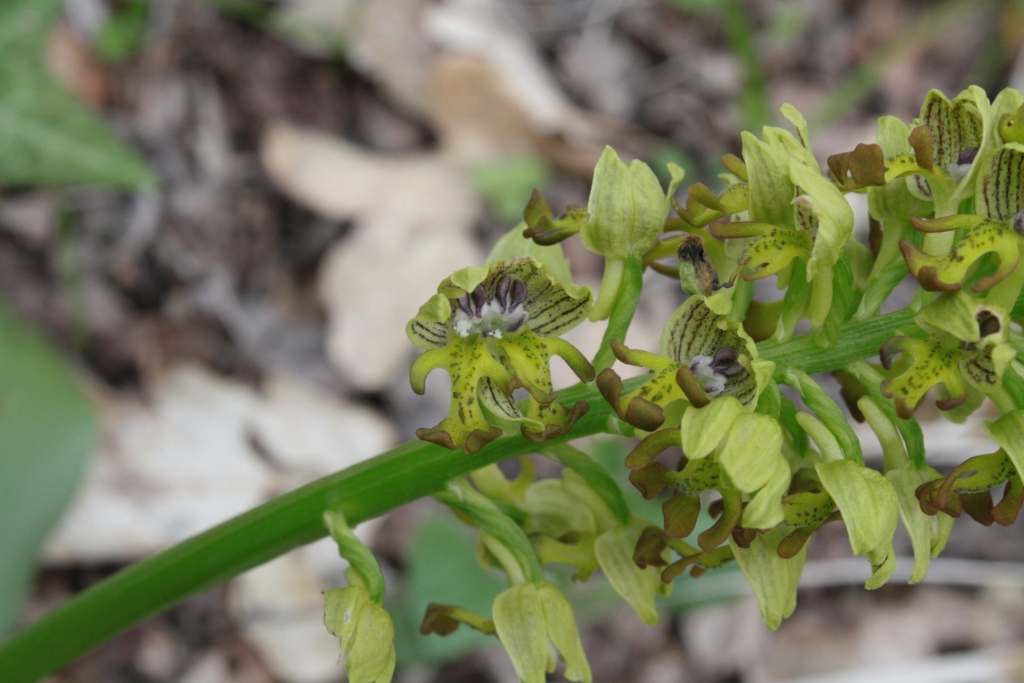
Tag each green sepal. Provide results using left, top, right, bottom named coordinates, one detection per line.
left=742, top=131, right=795, bottom=228
left=323, top=586, right=397, bottom=683
left=918, top=88, right=983, bottom=174
left=816, top=460, right=899, bottom=589
left=789, top=161, right=855, bottom=304
left=886, top=465, right=954, bottom=584
left=679, top=396, right=744, bottom=460
left=323, top=511, right=386, bottom=605
left=583, top=146, right=668, bottom=259
left=717, top=413, right=785, bottom=495
left=492, top=582, right=592, bottom=683
left=730, top=526, right=807, bottom=631
left=902, top=219, right=1021, bottom=293
left=594, top=526, right=662, bottom=626
left=407, top=294, right=453, bottom=350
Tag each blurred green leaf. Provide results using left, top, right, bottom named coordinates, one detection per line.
left=472, top=156, right=551, bottom=224
left=392, top=513, right=505, bottom=666
left=0, top=301, right=97, bottom=633
left=95, top=0, right=148, bottom=63
left=0, top=0, right=157, bottom=188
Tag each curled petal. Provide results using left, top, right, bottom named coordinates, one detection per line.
left=901, top=220, right=1022, bottom=293
left=880, top=336, right=966, bottom=418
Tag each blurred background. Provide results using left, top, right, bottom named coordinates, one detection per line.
left=4, top=0, right=1024, bottom=681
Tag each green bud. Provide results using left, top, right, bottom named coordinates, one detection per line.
left=594, top=526, right=662, bottom=625
left=730, top=526, right=806, bottom=631
left=493, top=582, right=592, bottom=683
left=523, top=479, right=597, bottom=539
left=323, top=586, right=396, bottom=683
left=886, top=464, right=954, bottom=584
left=816, top=460, right=899, bottom=589
left=582, top=146, right=669, bottom=260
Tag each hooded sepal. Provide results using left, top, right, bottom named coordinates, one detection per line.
left=730, top=526, right=807, bottom=631
left=975, top=142, right=1024, bottom=221
left=583, top=146, right=669, bottom=260
left=323, top=586, right=397, bottom=683
left=660, top=296, right=773, bottom=407
left=816, top=460, right=900, bottom=589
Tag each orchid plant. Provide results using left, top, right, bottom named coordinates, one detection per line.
left=6, top=86, right=1024, bottom=683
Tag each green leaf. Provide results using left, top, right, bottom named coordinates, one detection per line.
left=0, top=0, right=156, bottom=188
left=730, top=527, right=806, bottom=630
left=0, top=302, right=97, bottom=633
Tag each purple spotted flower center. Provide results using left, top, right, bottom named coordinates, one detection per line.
left=689, top=346, right=744, bottom=396
left=452, top=277, right=529, bottom=339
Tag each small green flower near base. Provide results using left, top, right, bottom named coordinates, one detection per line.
left=323, top=586, right=396, bottom=683
left=408, top=257, right=595, bottom=452
left=493, top=582, right=592, bottom=683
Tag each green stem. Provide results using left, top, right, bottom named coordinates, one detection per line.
left=0, top=306, right=924, bottom=680
left=592, top=255, right=644, bottom=372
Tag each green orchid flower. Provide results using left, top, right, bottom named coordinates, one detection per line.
left=323, top=586, right=396, bottom=683
left=597, top=296, right=774, bottom=432
left=715, top=106, right=854, bottom=330
left=322, top=511, right=396, bottom=683
left=878, top=287, right=1017, bottom=418
left=408, top=257, right=595, bottom=452
left=493, top=581, right=592, bottom=683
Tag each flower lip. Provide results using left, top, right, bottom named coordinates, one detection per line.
left=453, top=277, right=529, bottom=339
left=689, top=346, right=745, bottom=396
left=947, top=146, right=979, bottom=180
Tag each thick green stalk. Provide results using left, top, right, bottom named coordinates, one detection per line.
left=0, top=306, right=923, bottom=680
left=0, top=380, right=622, bottom=683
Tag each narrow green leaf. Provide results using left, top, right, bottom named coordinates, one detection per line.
left=0, top=0, right=156, bottom=188
left=0, top=302, right=97, bottom=633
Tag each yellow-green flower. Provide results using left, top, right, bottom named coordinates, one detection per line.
left=408, top=257, right=594, bottom=452
left=597, top=296, right=774, bottom=431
